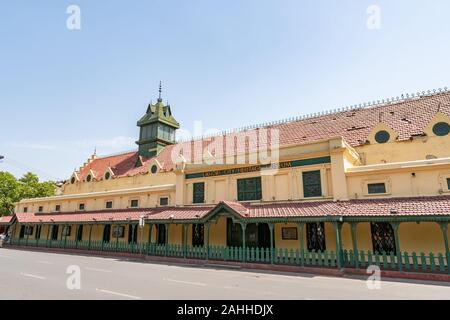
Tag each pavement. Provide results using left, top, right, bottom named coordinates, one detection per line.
left=0, top=248, right=449, bottom=300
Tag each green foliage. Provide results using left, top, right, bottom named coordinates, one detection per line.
left=0, top=172, right=56, bottom=216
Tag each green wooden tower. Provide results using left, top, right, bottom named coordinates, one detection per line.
left=136, top=82, right=180, bottom=158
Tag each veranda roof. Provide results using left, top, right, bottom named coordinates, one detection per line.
left=11, top=195, right=450, bottom=224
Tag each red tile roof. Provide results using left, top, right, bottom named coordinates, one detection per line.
left=75, top=92, right=450, bottom=181
left=11, top=196, right=450, bottom=223
left=236, top=196, right=450, bottom=218
left=15, top=209, right=151, bottom=224
left=144, top=206, right=214, bottom=221
left=0, top=216, right=13, bottom=224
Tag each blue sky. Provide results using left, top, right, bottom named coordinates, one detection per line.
left=1, top=0, right=450, bottom=181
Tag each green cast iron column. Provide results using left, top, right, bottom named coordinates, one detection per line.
left=88, top=224, right=93, bottom=250
left=350, top=222, right=359, bottom=268
left=241, top=222, right=247, bottom=263
left=34, top=225, right=41, bottom=247
left=147, top=224, right=153, bottom=255
left=101, top=225, right=105, bottom=251
left=334, top=222, right=343, bottom=269
left=64, top=225, right=68, bottom=249
left=75, top=225, right=80, bottom=249
left=182, top=224, right=188, bottom=259
left=164, top=224, right=169, bottom=256
left=131, top=223, right=136, bottom=253
left=46, top=225, right=50, bottom=247
left=205, top=223, right=210, bottom=260
left=439, top=222, right=449, bottom=274
left=298, top=222, right=305, bottom=266
left=25, top=224, right=30, bottom=246
left=439, top=222, right=449, bottom=254
left=115, top=224, right=120, bottom=252
left=268, top=223, right=274, bottom=264
left=390, top=222, right=402, bottom=271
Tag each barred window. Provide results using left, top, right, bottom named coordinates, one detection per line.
left=62, top=226, right=71, bottom=237
left=192, top=224, right=204, bottom=247
left=77, top=225, right=84, bottom=241
left=237, top=177, right=262, bottom=201
left=306, top=222, right=326, bottom=252
left=193, top=182, right=205, bottom=204
left=371, top=222, right=396, bottom=255
left=447, top=178, right=450, bottom=190
left=24, top=225, right=34, bottom=236
left=35, top=225, right=41, bottom=240
left=303, top=171, right=322, bottom=198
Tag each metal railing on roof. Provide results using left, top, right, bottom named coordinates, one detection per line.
left=177, top=86, right=449, bottom=143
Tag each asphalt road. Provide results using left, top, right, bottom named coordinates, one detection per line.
left=0, top=248, right=449, bottom=300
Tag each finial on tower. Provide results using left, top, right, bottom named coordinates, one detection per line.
left=158, top=81, right=162, bottom=102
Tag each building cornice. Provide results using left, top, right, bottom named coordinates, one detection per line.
left=346, top=157, right=450, bottom=175
left=18, top=184, right=176, bottom=204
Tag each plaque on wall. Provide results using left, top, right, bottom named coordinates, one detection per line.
left=282, top=227, right=298, bottom=240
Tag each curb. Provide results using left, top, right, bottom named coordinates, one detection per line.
left=5, top=245, right=450, bottom=283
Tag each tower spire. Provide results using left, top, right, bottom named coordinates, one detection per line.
left=158, top=81, right=162, bottom=102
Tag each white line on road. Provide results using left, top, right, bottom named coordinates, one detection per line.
left=20, top=272, right=46, bottom=280
left=36, top=260, right=53, bottom=265
left=95, top=288, right=141, bottom=300
left=85, top=267, right=112, bottom=273
left=163, top=278, right=207, bottom=287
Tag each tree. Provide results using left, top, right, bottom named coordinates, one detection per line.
left=0, top=172, right=20, bottom=216
left=0, top=172, right=56, bottom=216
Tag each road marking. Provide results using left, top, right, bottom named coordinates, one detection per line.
left=85, top=267, right=112, bottom=273
left=95, top=288, right=141, bottom=300
left=20, top=272, right=46, bottom=280
left=163, top=278, right=206, bottom=287
left=36, top=260, right=53, bottom=265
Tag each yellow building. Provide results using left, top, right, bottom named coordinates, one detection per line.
left=6, top=87, right=450, bottom=274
